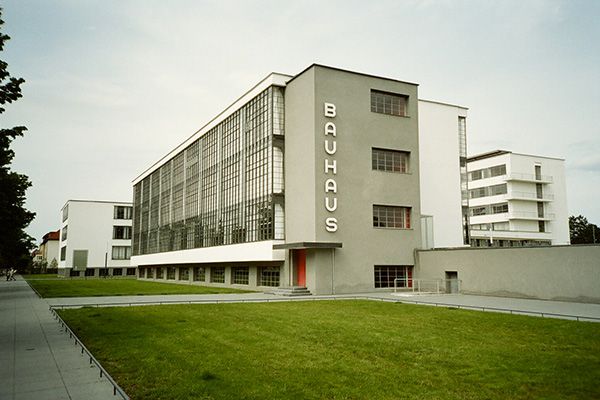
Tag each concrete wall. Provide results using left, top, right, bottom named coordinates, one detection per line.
left=284, top=65, right=422, bottom=294
left=418, top=100, right=467, bottom=248
left=415, top=245, right=600, bottom=303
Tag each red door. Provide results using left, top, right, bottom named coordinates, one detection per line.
left=294, top=249, right=306, bottom=287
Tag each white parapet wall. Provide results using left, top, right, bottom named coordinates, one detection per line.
left=415, top=245, right=600, bottom=303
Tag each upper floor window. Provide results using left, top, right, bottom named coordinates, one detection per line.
left=373, top=205, right=411, bottom=229
left=113, top=226, right=132, bottom=240
left=372, top=148, right=409, bottom=173
left=468, top=164, right=506, bottom=181
left=370, top=90, right=408, bottom=117
left=112, top=246, right=131, bottom=260
left=114, top=206, right=132, bottom=220
left=62, top=205, right=68, bottom=222
left=61, top=226, right=68, bottom=242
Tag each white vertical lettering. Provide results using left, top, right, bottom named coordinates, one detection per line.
left=324, top=103, right=336, bottom=117
left=324, top=140, right=337, bottom=155
left=325, top=197, right=337, bottom=212
left=324, top=179, right=337, bottom=193
left=324, top=159, right=337, bottom=174
left=325, top=217, right=338, bottom=232
left=324, top=122, right=336, bottom=137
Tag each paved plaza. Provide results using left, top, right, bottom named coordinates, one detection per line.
left=2, top=276, right=599, bottom=400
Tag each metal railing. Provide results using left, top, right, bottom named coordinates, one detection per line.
left=50, top=308, right=130, bottom=399
left=507, top=172, right=553, bottom=182
left=509, top=211, right=555, bottom=220
left=48, top=296, right=600, bottom=323
left=508, top=191, right=554, bottom=200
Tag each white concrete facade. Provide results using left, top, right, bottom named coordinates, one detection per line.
left=418, top=100, right=469, bottom=248
left=467, top=151, right=570, bottom=246
left=58, top=200, right=135, bottom=277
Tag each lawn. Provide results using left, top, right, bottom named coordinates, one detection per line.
left=27, top=278, right=252, bottom=298
left=58, top=300, right=600, bottom=400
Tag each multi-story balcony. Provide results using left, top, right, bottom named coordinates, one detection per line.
left=506, top=191, right=554, bottom=202
left=470, top=228, right=553, bottom=241
left=506, top=172, right=553, bottom=184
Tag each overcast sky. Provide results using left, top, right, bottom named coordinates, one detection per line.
left=2, top=0, right=599, bottom=243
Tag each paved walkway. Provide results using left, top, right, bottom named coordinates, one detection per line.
left=0, top=277, right=118, bottom=400
left=45, top=288, right=600, bottom=321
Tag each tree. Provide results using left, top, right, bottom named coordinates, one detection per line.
left=569, top=215, right=599, bottom=245
left=0, top=8, right=35, bottom=271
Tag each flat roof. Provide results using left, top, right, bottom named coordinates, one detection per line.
left=418, top=98, right=469, bottom=110
left=61, top=199, right=133, bottom=211
left=468, top=150, right=565, bottom=163
left=286, top=63, right=419, bottom=87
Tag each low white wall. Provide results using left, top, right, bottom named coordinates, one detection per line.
left=415, top=245, right=600, bottom=303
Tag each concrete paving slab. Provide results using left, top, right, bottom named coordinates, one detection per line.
left=0, top=278, right=122, bottom=400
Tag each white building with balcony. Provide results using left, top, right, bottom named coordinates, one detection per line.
left=467, top=150, right=570, bottom=247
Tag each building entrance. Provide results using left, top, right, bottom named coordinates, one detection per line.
left=293, top=249, right=306, bottom=287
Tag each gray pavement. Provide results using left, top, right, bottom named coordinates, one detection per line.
left=45, top=287, right=600, bottom=321
left=0, top=277, right=119, bottom=400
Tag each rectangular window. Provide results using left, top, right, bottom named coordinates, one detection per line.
left=232, top=267, right=249, bottom=285
left=112, top=268, right=123, bottom=276
left=114, top=206, right=133, bottom=220
left=259, top=266, right=280, bottom=287
left=373, top=205, right=411, bottom=229
left=99, top=268, right=109, bottom=277
left=371, top=148, right=409, bottom=173
left=69, top=270, right=80, bottom=277
left=370, top=90, right=408, bottom=116
left=126, top=268, right=136, bottom=276
left=491, top=203, right=508, bottom=214
left=489, top=164, right=506, bottom=177
left=193, top=267, right=205, bottom=281
left=61, top=226, right=68, bottom=242
left=156, top=267, right=164, bottom=279
left=60, top=246, right=66, bottom=261
left=84, top=268, right=95, bottom=277
left=62, top=205, right=68, bottom=222
left=489, top=183, right=507, bottom=196
left=469, top=187, right=486, bottom=199
left=166, top=267, right=176, bottom=280
left=113, top=226, right=132, bottom=240
left=211, top=267, right=225, bottom=283
left=374, top=265, right=412, bottom=288
left=538, top=221, right=545, bottom=233
left=179, top=267, right=189, bottom=280
left=146, top=268, right=154, bottom=279
left=470, top=206, right=487, bottom=216
left=111, top=246, right=131, bottom=260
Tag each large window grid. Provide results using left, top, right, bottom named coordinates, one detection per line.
left=112, top=246, right=131, bottom=260
left=133, top=87, right=284, bottom=256
left=469, top=202, right=509, bottom=217
left=259, top=266, right=280, bottom=287
left=370, top=90, right=408, bottom=117
left=469, top=183, right=507, bottom=199
left=374, top=265, right=412, bottom=288
left=113, top=226, right=132, bottom=240
left=372, top=148, right=409, bottom=173
left=232, top=267, right=249, bottom=285
left=211, top=267, right=225, bottom=283
left=193, top=267, right=205, bottom=281
left=469, top=164, right=507, bottom=181
left=373, top=205, right=411, bottom=229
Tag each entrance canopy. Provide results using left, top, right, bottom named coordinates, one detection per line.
left=272, top=241, right=343, bottom=250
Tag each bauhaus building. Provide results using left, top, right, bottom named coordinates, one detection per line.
left=132, top=64, right=468, bottom=294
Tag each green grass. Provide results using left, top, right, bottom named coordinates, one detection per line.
left=58, top=300, right=600, bottom=400
left=27, top=278, right=252, bottom=298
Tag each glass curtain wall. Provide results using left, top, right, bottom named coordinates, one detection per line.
left=133, top=86, right=285, bottom=256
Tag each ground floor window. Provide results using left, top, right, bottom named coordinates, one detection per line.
left=126, top=268, right=136, bottom=276
left=193, top=267, right=205, bottom=281
left=146, top=268, right=154, bottom=279
left=167, top=267, right=176, bottom=280
left=374, top=265, right=412, bottom=288
left=113, top=268, right=123, bottom=276
left=179, top=267, right=189, bottom=280
left=69, top=270, right=80, bottom=277
left=84, top=268, right=95, bottom=277
left=99, top=268, right=109, bottom=276
left=232, top=267, right=249, bottom=285
left=211, top=267, right=225, bottom=283
left=260, top=266, right=280, bottom=287
left=156, top=267, right=164, bottom=279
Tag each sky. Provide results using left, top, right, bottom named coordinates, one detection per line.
left=2, top=0, right=599, bottom=243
